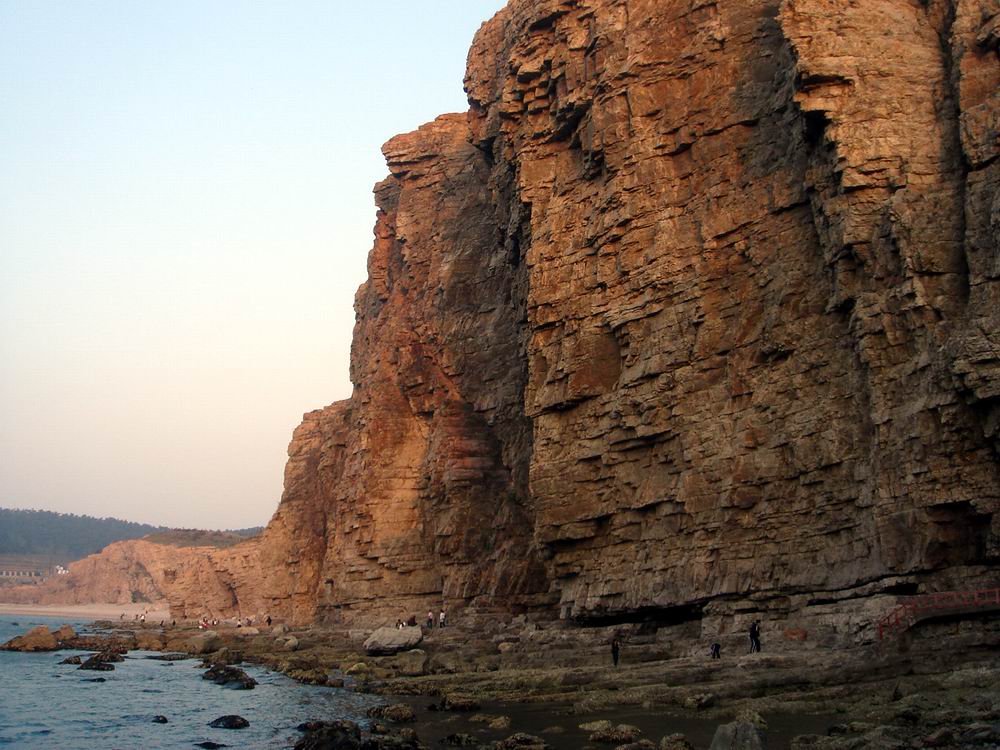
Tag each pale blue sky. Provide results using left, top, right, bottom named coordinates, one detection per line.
left=0, top=0, right=507, bottom=529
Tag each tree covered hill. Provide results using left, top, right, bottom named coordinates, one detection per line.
left=0, top=508, right=261, bottom=561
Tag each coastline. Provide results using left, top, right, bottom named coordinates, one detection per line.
left=2, top=610, right=998, bottom=749
left=0, top=601, right=170, bottom=621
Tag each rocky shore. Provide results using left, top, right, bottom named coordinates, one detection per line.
left=4, top=610, right=999, bottom=749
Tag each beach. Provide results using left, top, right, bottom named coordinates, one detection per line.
left=0, top=601, right=170, bottom=622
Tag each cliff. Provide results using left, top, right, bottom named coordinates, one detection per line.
left=61, top=0, right=1000, bottom=628
left=0, top=540, right=216, bottom=608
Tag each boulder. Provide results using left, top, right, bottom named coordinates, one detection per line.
left=390, top=649, right=428, bottom=676
left=363, top=626, right=423, bottom=655
left=59, top=655, right=82, bottom=665
left=708, top=721, right=767, bottom=750
left=135, top=631, right=165, bottom=650
left=660, top=735, right=695, bottom=750
left=616, top=742, right=656, bottom=750
left=79, top=654, right=116, bottom=671
left=367, top=703, right=416, bottom=723
left=495, top=734, right=550, bottom=750
left=283, top=636, right=300, bottom=651
left=152, top=715, right=169, bottom=724
left=590, top=725, right=643, bottom=744
left=186, top=631, right=221, bottom=655
left=208, top=715, right=249, bottom=729
left=54, top=625, right=76, bottom=640
left=202, top=663, right=257, bottom=689
left=441, top=734, right=477, bottom=746
left=294, top=719, right=362, bottom=750
left=195, top=743, right=228, bottom=749
left=581, top=721, right=615, bottom=733
left=441, top=694, right=480, bottom=712
left=2, top=625, right=58, bottom=652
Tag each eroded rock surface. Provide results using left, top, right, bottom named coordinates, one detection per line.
left=21, top=0, right=998, bottom=630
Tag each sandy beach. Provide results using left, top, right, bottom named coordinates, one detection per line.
left=0, top=601, right=170, bottom=622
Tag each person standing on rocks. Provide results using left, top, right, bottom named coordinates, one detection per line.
left=710, top=642, right=721, bottom=659
left=749, top=621, right=761, bottom=653
left=439, top=609, right=446, bottom=628
left=427, top=610, right=434, bottom=629
left=611, top=637, right=621, bottom=667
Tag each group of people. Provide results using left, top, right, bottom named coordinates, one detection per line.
left=395, top=608, right=447, bottom=630
left=610, top=620, right=764, bottom=666
left=708, top=620, right=762, bottom=660
left=196, top=614, right=273, bottom=630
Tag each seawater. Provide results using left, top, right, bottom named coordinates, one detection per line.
left=0, top=616, right=380, bottom=749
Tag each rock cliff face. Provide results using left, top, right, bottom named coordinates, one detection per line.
left=169, top=0, right=1000, bottom=626
left=0, top=540, right=206, bottom=608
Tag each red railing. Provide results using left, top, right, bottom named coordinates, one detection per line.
left=877, top=588, right=1000, bottom=640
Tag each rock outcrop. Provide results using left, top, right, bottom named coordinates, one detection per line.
left=0, top=538, right=235, bottom=611
left=30, top=0, right=1000, bottom=631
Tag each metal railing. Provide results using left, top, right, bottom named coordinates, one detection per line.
left=877, top=588, right=1000, bottom=640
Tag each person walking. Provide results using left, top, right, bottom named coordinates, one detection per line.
left=439, top=609, right=447, bottom=629
left=749, top=621, right=761, bottom=653
left=710, top=642, right=721, bottom=659
left=611, top=637, right=621, bottom=667
left=426, top=610, right=434, bottom=629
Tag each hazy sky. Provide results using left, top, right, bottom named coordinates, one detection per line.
left=0, top=0, right=507, bottom=529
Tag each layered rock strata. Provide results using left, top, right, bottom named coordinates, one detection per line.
left=53, top=0, right=1000, bottom=627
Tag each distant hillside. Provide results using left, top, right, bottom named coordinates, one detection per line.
left=0, top=509, right=262, bottom=560
left=144, top=527, right=262, bottom=549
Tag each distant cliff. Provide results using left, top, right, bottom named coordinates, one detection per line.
left=55, top=0, right=1000, bottom=628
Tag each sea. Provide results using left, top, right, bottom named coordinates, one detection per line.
left=0, top=615, right=380, bottom=749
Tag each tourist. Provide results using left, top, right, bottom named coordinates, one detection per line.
left=426, top=610, right=434, bottom=629
left=611, top=637, right=621, bottom=667
left=749, top=621, right=761, bottom=653
left=396, top=618, right=404, bottom=629
left=266, top=615, right=272, bottom=627
left=710, top=642, right=721, bottom=659
left=439, top=609, right=446, bottom=628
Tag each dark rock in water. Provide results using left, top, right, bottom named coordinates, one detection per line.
left=202, top=663, right=257, bottom=690
left=152, top=715, right=169, bottom=724
left=83, top=677, right=106, bottom=683
left=78, top=656, right=115, bottom=672
left=10, top=622, right=18, bottom=626
left=440, top=733, right=477, bottom=746
left=495, top=735, right=550, bottom=750
left=59, top=655, right=83, bottom=665
left=294, top=720, right=362, bottom=750
left=440, top=695, right=480, bottom=712
left=147, top=652, right=190, bottom=661
left=195, top=743, right=228, bottom=749
left=208, top=715, right=249, bottom=729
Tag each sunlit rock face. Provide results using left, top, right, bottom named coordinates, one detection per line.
left=167, top=0, right=998, bottom=626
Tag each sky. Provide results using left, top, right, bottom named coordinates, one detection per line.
left=0, top=0, right=508, bottom=530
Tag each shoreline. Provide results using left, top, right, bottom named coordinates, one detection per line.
left=0, top=601, right=170, bottom=622
left=3, top=611, right=998, bottom=749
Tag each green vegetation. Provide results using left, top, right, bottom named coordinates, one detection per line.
left=0, top=508, right=262, bottom=561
